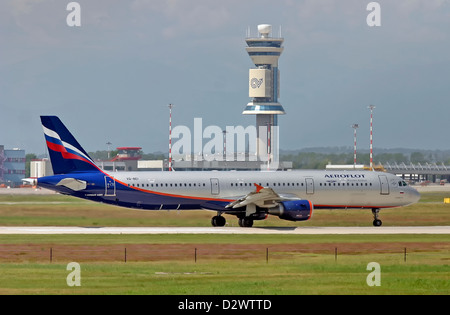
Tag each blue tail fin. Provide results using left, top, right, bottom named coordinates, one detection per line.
left=41, top=116, right=100, bottom=174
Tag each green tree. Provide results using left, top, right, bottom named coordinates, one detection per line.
left=25, top=153, right=37, bottom=178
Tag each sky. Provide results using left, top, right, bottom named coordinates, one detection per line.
left=1, top=0, right=450, bottom=156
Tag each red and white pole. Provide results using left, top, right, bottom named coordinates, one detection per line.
left=368, top=105, right=375, bottom=171
left=168, top=104, right=173, bottom=171
left=267, top=122, right=271, bottom=171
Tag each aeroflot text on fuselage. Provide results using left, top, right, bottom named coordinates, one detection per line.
left=325, top=174, right=366, bottom=178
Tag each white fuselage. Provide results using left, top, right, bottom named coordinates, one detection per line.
left=111, top=169, right=420, bottom=210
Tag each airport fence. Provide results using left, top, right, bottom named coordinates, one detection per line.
left=0, top=244, right=448, bottom=264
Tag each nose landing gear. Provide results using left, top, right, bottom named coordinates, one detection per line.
left=372, top=208, right=382, bottom=227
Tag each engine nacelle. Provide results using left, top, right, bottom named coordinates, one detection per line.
left=269, top=200, right=313, bottom=222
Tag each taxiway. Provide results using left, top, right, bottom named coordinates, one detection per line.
left=0, top=226, right=448, bottom=235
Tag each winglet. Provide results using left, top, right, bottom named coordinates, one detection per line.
left=254, top=183, right=264, bottom=192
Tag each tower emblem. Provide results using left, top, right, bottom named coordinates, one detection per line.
left=250, top=78, right=264, bottom=89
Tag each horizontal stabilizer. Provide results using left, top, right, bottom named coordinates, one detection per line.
left=22, top=178, right=37, bottom=186
left=56, top=178, right=87, bottom=191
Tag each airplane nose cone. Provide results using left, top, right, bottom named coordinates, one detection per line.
left=409, top=187, right=421, bottom=204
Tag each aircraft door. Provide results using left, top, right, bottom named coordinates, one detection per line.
left=210, top=178, right=220, bottom=195
left=105, top=176, right=116, bottom=196
left=378, top=175, right=389, bottom=195
left=305, top=178, right=314, bottom=194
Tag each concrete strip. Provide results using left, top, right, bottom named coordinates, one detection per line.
left=0, top=226, right=448, bottom=235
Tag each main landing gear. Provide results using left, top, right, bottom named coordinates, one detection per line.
left=238, top=217, right=253, bottom=228
left=211, top=215, right=226, bottom=227
left=210, top=214, right=254, bottom=227
left=372, top=208, right=382, bottom=227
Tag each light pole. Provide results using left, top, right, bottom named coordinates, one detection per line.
left=351, top=124, right=359, bottom=168
left=106, top=142, right=112, bottom=160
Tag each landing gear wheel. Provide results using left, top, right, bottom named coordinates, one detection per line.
left=238, top=217, right=254, bottom=228
left=373, top=219, right=382, bottom=227
left=372, top=209, right=382, bottom=227
left=211, top=215, right=226, bottom=227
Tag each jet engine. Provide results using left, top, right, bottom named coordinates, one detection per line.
left=268, top=200, right=313, bottom=222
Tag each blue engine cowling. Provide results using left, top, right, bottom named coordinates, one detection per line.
left=278, top=200, right=313, bottom=222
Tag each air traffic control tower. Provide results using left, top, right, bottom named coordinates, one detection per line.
left=243, top=24, right=285, bottom=164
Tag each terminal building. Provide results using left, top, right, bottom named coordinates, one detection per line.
left=0, top=145, right=26, bottom=187
left=96, top=147, right=164, bottom=172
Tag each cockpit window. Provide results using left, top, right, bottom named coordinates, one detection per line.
left=398, top=181, right=408, bottom=187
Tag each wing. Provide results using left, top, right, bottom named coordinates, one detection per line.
left=225, top=183, right=300, bottom=209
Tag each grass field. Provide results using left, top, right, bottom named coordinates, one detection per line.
left=0, top=191, right=448, bottom=295
left=1, top=259, right=448, bottom=295
left=0, top=234, right=448, bottom=295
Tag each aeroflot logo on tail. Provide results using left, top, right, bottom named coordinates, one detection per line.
left=325, top=174, right=366, bottom=178
left=43, top=126, right=95, bottom=165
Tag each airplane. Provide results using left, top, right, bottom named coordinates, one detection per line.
left=36, top=116, right=421, bottom=227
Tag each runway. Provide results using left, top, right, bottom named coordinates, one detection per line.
left=0, top=226, right=448, bottom=235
